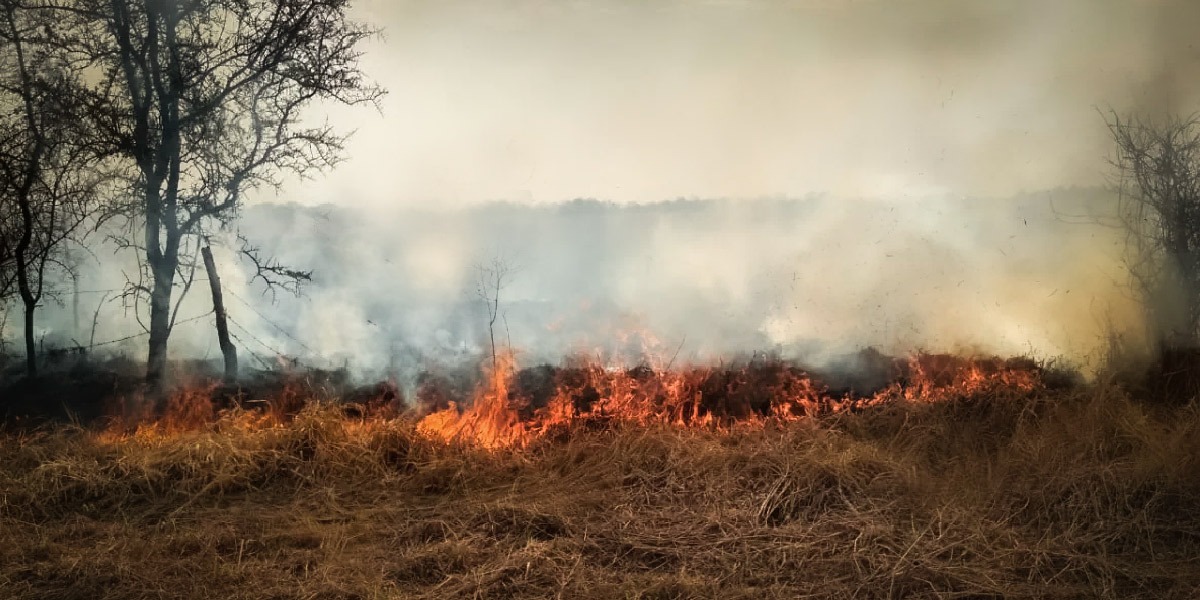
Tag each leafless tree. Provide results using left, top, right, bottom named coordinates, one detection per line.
left=475, top=257, right=513, bottom=372
left=0, top=1, right=104, bottom=377
left=36, top=0, right=381, bottom=388
left=1105, top=111, right=1200, bottom=348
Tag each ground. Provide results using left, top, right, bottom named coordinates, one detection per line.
left=2, top=375, right=1199, bottom=599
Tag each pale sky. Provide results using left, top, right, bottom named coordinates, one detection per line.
left=273, top=0, right=1200, bottom=207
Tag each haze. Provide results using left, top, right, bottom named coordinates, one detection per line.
left=15, top=0, right=1200, bottom=382
left=278, top=0, right=1200, bottom=207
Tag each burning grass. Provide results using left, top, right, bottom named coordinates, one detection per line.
left=414, top=352, right=1054, bottom=448
left=2, top=354, right=1199, bottom=598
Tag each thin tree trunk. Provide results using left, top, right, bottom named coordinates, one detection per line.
left=72, top=269, right=80, bottom=338
left=145, top=257, right=175, bottom=390
left=6, top=1, right=44, bottom=379
left=15, top=198, right=37, bottom=379
left=201, top=246, right=237, bottom=383
left=15, top=221, right=36, bottom=378
left=22, top=296, right=36, bottom=378
left=489, top=324, right=497, bottom=371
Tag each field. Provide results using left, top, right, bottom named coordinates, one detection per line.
left=2, top=356, right=1200, bottom=599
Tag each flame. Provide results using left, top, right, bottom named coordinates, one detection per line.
left=87, top=348, right=1047, bottom=450
left=417, top=351, right=529, bottom=449
left=414, top=350, right=1046, bottom=449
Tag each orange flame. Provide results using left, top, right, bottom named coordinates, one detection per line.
left=414, top=351, right=1046, bottom=449
left=417, top=351, right=529, bottom=448
left=86, top=349, right=1047, bottom=449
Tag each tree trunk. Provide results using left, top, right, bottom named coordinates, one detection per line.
left=72, top=269, right=80, bottom=339
left=21, top=296, right=36, bottom=378
left=145, top=256, right=175, bottom=390
left=15, top=216, right=36, bottom=379
left=201, top=246, right=237, bottom=383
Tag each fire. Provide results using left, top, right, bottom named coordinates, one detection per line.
left=84, top=347, right=1048, bottom=449
left=415, top=350, right=1048, bottom=448
left=417, top=352, right=528, bottom=449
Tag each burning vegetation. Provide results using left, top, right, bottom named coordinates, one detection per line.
left=413, top=352, right=1052, bottom=449
left=2, top=351, right=1199, bottom=598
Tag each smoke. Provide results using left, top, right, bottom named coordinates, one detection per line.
left=1139, top=0, right=1200, bottom=116
left=276, top=0, right=1200, bottom=208
left=209, top=190, right=1139, bottom=380
left=5, top=0, right=1194, bottom=383
left=0, top=190, right=1145, bottom=384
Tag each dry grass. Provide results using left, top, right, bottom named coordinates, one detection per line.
left=2, top=381, right=1200, bottom=599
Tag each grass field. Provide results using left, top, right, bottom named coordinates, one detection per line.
left=2, top=360, right=1200, bottom=599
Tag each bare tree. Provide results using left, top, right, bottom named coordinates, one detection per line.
left=1105, top=111, right=1200, bottom=348
left=40, top=0, right=381, bottom=388
left=0, top=1, right=103, bottom=377
left=475, top=257, right=512, bottom=372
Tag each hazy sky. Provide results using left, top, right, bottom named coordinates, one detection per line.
left=273, top=0, right=1200, bottom=207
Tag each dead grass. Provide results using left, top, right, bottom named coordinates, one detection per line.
left=2, top=382, right=1200, bottom=599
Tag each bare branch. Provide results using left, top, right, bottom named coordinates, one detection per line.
left=238, top=234, right=311, bottom=302
left=475, top=256, right=515, bottom=371
left=1102, top=109, right=1200, bottom=347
